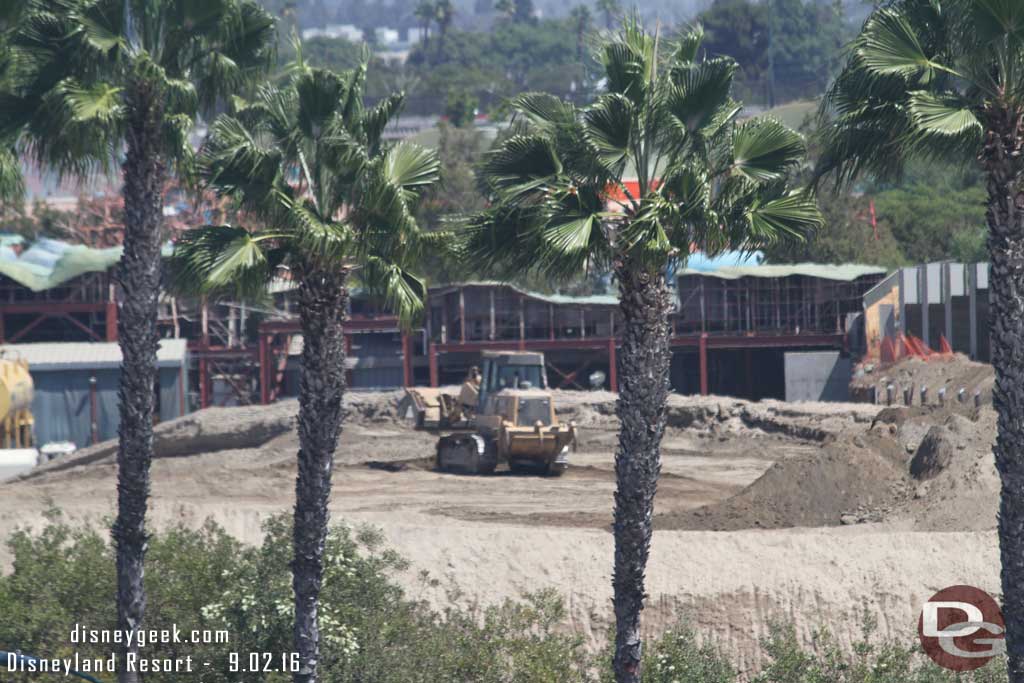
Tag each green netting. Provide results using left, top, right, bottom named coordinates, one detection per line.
left=0, top=244, right=123, bottom=292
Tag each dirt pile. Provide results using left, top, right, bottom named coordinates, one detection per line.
left=853, top=355, right=995, bottom=405
left=897, top=410, right=999, bottom=531
left=661, top=432, right=909, bottom=531
left=660, top=396, right=1002, bottom=533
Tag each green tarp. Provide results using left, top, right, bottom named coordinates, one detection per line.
left=0, top=236, right=177, bottom=292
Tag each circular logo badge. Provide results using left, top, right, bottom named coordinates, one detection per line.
left=918, top=585, right=1005, bottom=671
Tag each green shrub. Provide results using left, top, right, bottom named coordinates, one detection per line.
left=0, top=514, right=1011, bottom=683
left=0, top=512, right=590, bottom=683
left=753, top=618, right=1007, bottom=683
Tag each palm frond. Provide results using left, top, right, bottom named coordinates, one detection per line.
left=972, top=0, right=1024, bottom=42
left=583, top=94, right=633, bottom=170
left=731, top=118, right=805, bottom=182
left=660, top=57, right=737, bottom=135
left=362, top=92, right=404, bottom=152
left=601, top=16, right=655, bottom=106
left=671, top=25, right=704, bottom=64
left=481, top=134, right=561, bottom=203
left=855, top=6, right=953, bottom=80
left=0, top=147, right=24, bottom=204
left=60, top=80, right=123, bottom=123
left=295, top=68, right=347, bottom=141
left=907, top=90, right=982, bottom=138
left=384, top=142, right=440, bottom=196
left=359, top=256, right=426, bottom=327
left=279, top=194, right=355, bottom=265
left=513, top=92, right=577, bottom=133
left=742, top=191, right=823, bottom=246
left=200, top=114, right=283, bottom=206
left=168, top=225, right=275, bottom=301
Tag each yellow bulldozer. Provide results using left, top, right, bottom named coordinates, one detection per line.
left=405, top=350, right=576, bottom=475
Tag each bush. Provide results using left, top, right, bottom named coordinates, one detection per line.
left=0, top=512, right=589, bottom=683
left=0, top=514, right=1010, bottom=682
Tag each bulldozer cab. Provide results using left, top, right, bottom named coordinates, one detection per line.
left=490, top=392, right=554, bottom=427
left=477, top=351, right=548, bottom=410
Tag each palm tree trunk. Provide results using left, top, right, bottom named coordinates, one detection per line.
left=292, top=269, right=349, bottom=683
left=611, top=260, right=672, bottom=683
left=983, top=106, right=1024, bottom=683
left=112, top=81, right=166, bottom=683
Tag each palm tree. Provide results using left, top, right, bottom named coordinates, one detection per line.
left=494, top=0, right=515, bottom=20
left=463, top=19, right=821, bottom=683
left=435, top=0, right=455, bottom=60
left=569, top=5, right=593, bottom=65
left=0, top=26, right=24, bottom=207
left=414, top=0, right=434, bottom=47
left=170, top=63, right=440, bottom=683
left=816, top=2, right=1024, bottom=679
left=0, top=3, right=274, bottom=681
left=597, top=0, right=620, bottom=30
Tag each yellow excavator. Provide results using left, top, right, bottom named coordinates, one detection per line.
left=405, top=350, right=576, bottom=475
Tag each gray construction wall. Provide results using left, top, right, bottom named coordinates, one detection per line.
left=32, top=369, right=119, bottom=447
left=784, top=351, right=851, bottom=402
left=31, top=364, right=188, bottom=448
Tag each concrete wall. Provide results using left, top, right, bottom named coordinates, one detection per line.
left=784, top=351, right=851, bottom=402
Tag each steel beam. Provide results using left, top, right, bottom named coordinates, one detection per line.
left=699, top=333, right=709, bottom=396
left=608, top=337, right=617, bottom=392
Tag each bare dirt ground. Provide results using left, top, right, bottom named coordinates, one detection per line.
left=0, top=361, right=1005, bottom=675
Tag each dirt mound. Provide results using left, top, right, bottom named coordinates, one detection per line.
left=896, top=410, right=999, bottom=531
left=909, top=425, right=958, bottom=480
left=853, top=355, right=995, bottom=406
left=661, top=433, right=908, bottom=531
left=15, top=399, right=300, bottom=481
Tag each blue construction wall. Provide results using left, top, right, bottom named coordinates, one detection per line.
left=30, top=365, right=187, bottom=448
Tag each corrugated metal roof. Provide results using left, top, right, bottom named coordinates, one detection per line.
left=1, top=339, right=188, bottom=371
left=677, top=263, right=887, bottom=282
left=431, top=282, right=619, bottom=307
left=435, top=264, right=886, bottom=305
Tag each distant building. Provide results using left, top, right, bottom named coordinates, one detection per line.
left=375, top=27, right=400, bottom=45
left=301, top=24, right=364, bottom=42
left=406, top=27, right=427, bottom=44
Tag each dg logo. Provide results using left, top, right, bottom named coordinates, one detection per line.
left=918, top=585, right=1005, bottom=671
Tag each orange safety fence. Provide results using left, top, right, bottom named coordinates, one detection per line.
left=879, top=333, right=955, bottom=363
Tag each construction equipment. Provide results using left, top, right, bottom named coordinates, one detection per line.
left=405, top=351, right=576, bottom=476
left=0, top=353, right=33, bottom=449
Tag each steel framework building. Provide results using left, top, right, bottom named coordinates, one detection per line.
left=0, top=229, right=886, bottom=404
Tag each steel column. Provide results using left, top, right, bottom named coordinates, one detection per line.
left=105, top=301, right=118, bottom=341
left=428, top=342, right=439, bottom=387
left=608, top=338, right=617, bottom=392
left=259, top=334, right=270, bottom=404
left=402, top=331, right=413, bottom=387
left=699, top=333, right=709, bottom=396
left=943, top=262, right=953, bottom=349
left=199, top=356, right=209, bottom=409
left=968, top=263, right=978, bottom=359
